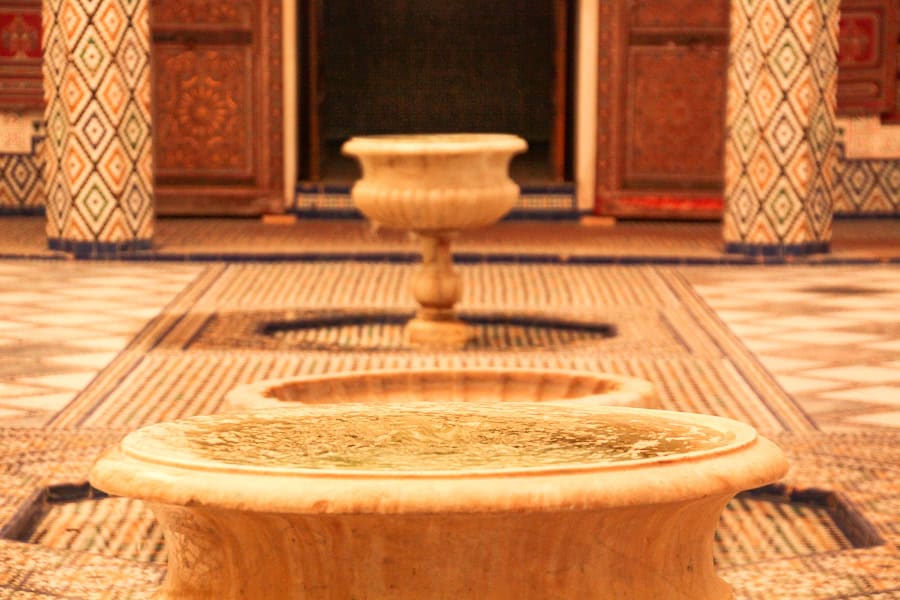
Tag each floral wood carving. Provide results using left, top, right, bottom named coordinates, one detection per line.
left=153, top=47, right=252, bottom=173
left=626, top=46, right=726, bottom=182
left=150, top=0, right=252, bottom=27
left=630, top=0, right=727, bottom=29
left=1, top=13, right=40, bottom=58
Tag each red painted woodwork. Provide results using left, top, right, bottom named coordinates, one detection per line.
left=596, top=0, right=728, bottom=219
left=150, top=0, right=284, bottom=215
left=0, top=0, right=42, bottom=110
left=837, top=0, right=899, bottom=116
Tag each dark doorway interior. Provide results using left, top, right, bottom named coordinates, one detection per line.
left=298, top=1, right=573, bottom=186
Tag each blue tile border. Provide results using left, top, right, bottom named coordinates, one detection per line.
left=35, top=250, right=896, bottom=266
left=0, top=206, right=44, bottom=216
left=724, top=241, right=831, bottom=257
left=834, top=212, right=900, bottom=220
left=47, top=238, right=153, bottom=259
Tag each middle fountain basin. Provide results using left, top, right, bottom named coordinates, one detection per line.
left=223, top=368, right=660, bottom=412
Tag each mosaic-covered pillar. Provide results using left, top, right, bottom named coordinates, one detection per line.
left=42, top=0, right=153, bottom=253
left=723, top=0, right=839, bottom=255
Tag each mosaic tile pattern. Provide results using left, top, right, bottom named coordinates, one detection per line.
left=51, top=263, right=813, bottom=433
left=42, top=0, right=154, bottom=248
left=0, top=259, right=897, bottom=597
left=686, top=266, right=900, bottom=431
left=0, top=146, right=42, bottom=213
left=293, top=190, right=577, bottom=217
left=833, top=140, right=900, bottom=215
left=722, top=430, right=900, bottom=599
left=0, top=261, right=204, bottom=426
left=3, top=215, right=899, bottom=264
left=724, top=0, right=840, bottom=252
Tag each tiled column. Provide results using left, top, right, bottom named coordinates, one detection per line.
left=42, top=0, right=153, bottom=254
left=723, top=0, right=839, bottom=256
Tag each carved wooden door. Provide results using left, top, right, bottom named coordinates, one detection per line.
left=836, top=0, right=898, bottom=118
left=0, top=0, right=43, bottom=111
left=596, top=0, right=729, bottom=218
left=150, top=0, right=283, bottom=215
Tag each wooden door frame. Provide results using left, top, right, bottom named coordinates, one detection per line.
left=151, top=0, right=285, bottom=216
left=592, top=0, right=727, bottom=219
left=296, top=0, right=576, bottom=185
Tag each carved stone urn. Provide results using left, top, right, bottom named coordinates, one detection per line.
left=342, top=134, right=527, bottom=347
left=91, top=398, right=787, bottom=599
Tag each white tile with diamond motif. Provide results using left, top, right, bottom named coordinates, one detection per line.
left=0, top=260, right=203, bottom=426
left=684, top=265, right=900, bottom=431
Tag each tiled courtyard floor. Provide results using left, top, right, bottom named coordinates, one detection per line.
left=0, top=221, right=897, bottom=598
left=1, top=215, right=898, bottom=263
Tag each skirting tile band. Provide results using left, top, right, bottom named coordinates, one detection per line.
left=724, top=241, right=831, bottom=257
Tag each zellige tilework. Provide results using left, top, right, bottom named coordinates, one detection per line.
left=42, top=0, right=154, bottom=251
left=724, top=0, right=840, bottom=254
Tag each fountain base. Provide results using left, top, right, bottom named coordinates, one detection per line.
left=406, top=314, right=472, bottom=347
left=91, top=398, right=786, bottom=600
left=148, top=497, right=736, bottom=599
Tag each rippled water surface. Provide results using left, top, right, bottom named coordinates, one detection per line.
left=125, top=403, right=738, bottom=472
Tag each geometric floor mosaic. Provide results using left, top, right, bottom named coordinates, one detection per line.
left=1, top=216, right=899, bottom=264
left=685, top=266, right=900, bottom=431
left=0, top=258, right=897, bottom=598
left=0, top=261, right=203, bottom=426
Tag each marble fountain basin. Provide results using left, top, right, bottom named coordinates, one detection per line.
left=223, top=368, right=659, bottom=412
left=90, top=393, right=787, bottom=599
left=342, top=133, right=527, bottom=232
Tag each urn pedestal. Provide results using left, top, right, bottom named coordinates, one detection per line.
left=342, top=134, right=527, bottom=347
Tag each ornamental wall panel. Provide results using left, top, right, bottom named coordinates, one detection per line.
left=723, top=0, right=840, bottom=254
left=42, top=0, right=153, bottom=250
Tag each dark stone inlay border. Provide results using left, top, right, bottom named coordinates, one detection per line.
left=48, top=238, right=153, bottom=258
left=724, top=241, right=831, bottom=257
left=245, top=310, right=617, bottom=352
left=745, top=484, right=884, bottom=549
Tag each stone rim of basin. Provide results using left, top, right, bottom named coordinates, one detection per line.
left=90, top=403, right=787, bottom=515
left=341, top=133, right=528, bottom=156
left=223, top=367, right=659, bottom=412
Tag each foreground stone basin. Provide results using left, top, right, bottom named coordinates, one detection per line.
left=223, top=368, right=659, bottom=412
left=90, top=401, right=787, bottom=600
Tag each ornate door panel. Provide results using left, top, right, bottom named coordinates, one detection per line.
left=836, top=0, right=898, bottom=117
left=150, top=0, right=283, bottom=215
left=0, top=0, right=43, bottom=110
left=597, top=0, right=728, bottom=218
left=624, top=46, right=726, bottom=189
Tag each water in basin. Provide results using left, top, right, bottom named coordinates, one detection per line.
left=122, top=403, right=742, bottom=474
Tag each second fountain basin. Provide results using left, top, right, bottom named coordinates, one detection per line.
left=223, top=368, right=659, bottom=412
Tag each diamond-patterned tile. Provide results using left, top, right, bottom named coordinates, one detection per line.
left=799, top=366, right=900, bottom=385
left=42, top=0, right=153, bottom=247
left=820, top=386, right=900, bottom=406
left=847, top=410, right=900, bottom=427
left=724, top=0, right=838, bottom=248
left=768, top=329, right=882, bottom=345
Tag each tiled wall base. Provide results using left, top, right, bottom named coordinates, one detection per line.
left=724, top=241, right=831, bottom=257
left=833, top=143, right=900, bottom=216
left=293, top=186, right=579, bottom=219
left=47, top=238, right=152, bottom=258
left=0, top=152, right=43, bottom=213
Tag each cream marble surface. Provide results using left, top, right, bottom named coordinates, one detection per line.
left=343, top=133, right=527, bottom=346
left=223, top=368, right=659, bottom=412
left=91, top=398, right=786, bottom=599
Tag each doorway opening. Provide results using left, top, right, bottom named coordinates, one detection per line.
left=297, top=0, right=575, bottom=187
